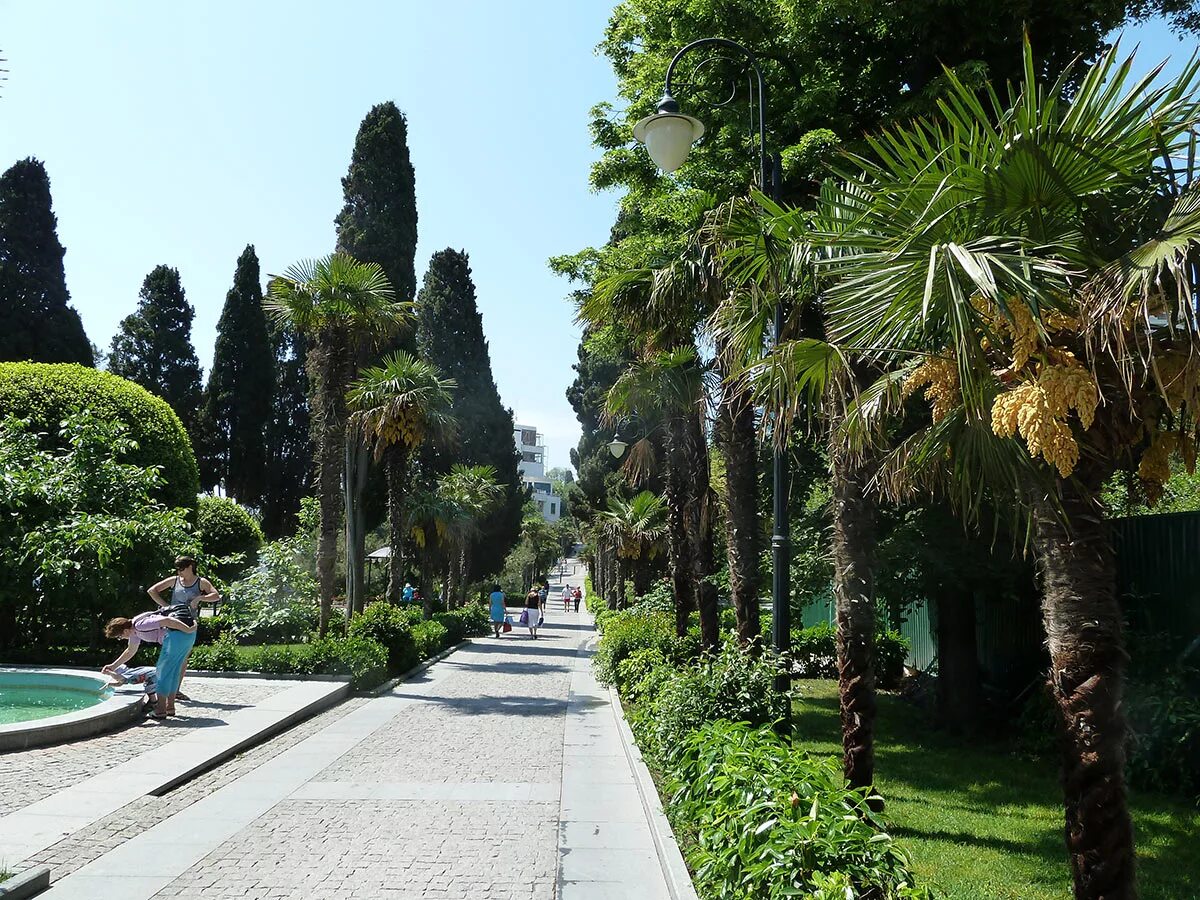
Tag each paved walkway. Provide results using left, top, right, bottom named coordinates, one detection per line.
left=33, top=562, right=673, bottom=900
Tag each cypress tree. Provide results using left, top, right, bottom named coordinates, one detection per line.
left=416, top=248, right=523, bottom=577
left=0, top=158, right=92, bottom=365
left=335, top=101, right=418, bottom=310
left=108, top=265, right=203, bottom=432
left=201, top=245, right=273, bottom=503
left=261, top=323, right=312, bottom=537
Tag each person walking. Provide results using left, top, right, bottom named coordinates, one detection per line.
left=561, top=585, right=572, bottom=612
left=573, top=586, right=582, bottom=612
left=489, top=584, right=507, bottom=638
left=524, top=588, right=541, bottom=639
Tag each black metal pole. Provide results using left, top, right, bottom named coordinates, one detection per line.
left=661, top=38, right=791, bottom=695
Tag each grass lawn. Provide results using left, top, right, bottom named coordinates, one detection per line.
left=791, top=680, right=1200, bottom=900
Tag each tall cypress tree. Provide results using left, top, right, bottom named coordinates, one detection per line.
left=416, top=248, right=523, bottom=578
left=335, top=101, right=418, bottom=310
left=108, top=265, right=203, bottom=432
left=0, top=158, right=92, bottom=365
left=261, top=323, right=311, bottom=537
left=201, top=245, right=273, bottom=502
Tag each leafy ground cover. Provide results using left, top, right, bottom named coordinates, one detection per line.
left=790, top=680, right=1200, bottom=899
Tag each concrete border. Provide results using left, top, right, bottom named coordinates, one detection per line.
left=0, top=669, right=143, bottom=752
left=608, top=687, right=700, bottom=900
left=366, top=639, right=470, bottom=697
left=0, top=866, right=50, bottom=899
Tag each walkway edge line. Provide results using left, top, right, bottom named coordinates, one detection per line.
left=366, top=639, right=470, bottom=697
left=608, top=686, right=700, bottom=900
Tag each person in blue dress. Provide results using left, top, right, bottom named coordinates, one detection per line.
left=402, top=582, right=415, bottom=604
left=145, top=556, right=219, bottom=706
left=489, top=584, right=506, bottom=638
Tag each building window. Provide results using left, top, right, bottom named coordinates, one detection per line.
left=522, top=451, right=537, bottom=463
left=550, top=503, right=556, bottom=515
left=537, top=500, right=545, bottom=512
left=534, top=482, right=551, bottom=493
left=521, top=429, right=537, bottom=445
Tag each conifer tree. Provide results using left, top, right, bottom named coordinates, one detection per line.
left=261, top=323, right=311, bottom=537
left=416, top=249, right=523, bottom=578
left=108, top=265, right=203, bottom=432
left=0, top=158, right=91, bottom=365
left=201, top=245, right=273, bottom=502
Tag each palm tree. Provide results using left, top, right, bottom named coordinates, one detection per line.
left=597, top=491, right=668, bottom=609
left=265, top=252, right=405, bottom=634
left=347, top=350, right=456, bottom=605
left=722, top=43, right=1200, bottom=898
left=437, top=464, right=503, bottom=607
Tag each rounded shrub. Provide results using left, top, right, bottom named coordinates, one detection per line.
left=197, top=494, right=264, bottom=581
left=348, top=602, right=419, bottom=674
left=0, top=362, right=199, bottom=509
left=412, top=620, right=449, bottom=659
left=309, top=635, right=388, bottom=689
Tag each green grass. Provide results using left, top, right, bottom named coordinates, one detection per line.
left=791, top=680, right=1200, bottom=900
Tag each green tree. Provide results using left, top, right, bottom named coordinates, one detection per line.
left=437, top=463, right=504, bottom=607
left=202, top=245, right=273, bottom=503
left=416, top=249, right=523, bottom=579
left=0, top=158, right=91, bottom=366
left=108, top=265, right=204, bottom=432
left=260, top=323, right=311, bottom=537
left=598, top=490, right=667, bottom=608
left=348, top=350, right=456, bottom=604
left=265, top=253, right=405, bottom=634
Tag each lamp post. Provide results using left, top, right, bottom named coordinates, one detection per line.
left=634, top=38, right=791, bottom=696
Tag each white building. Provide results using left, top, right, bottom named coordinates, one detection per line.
left=515, top=423, right=563, bottom=523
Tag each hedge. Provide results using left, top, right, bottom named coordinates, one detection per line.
left=0, top=362, right=199, bottom=509
left=197, top=494, right=263, bottom=581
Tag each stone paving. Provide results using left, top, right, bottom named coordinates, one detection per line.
left=0, top=677, right=284, bottom=816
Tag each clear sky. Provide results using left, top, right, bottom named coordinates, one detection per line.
left=0, top=4, right=1192, bottom=471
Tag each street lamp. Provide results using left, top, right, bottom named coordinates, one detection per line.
left=634, top=38, right=791, bottom=697
left=608, top=434, right=629, bottom=459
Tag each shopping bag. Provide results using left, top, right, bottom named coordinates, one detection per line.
left=538, top=614, right=545, bottom=626
left=502, top=620, right=513, bottom=633
left=518, top=609, right=529, bottom=626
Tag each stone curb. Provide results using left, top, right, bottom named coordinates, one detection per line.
left=0, top=865, right=50, bottom=898
left=365, top=639, right=471, bottom=697
left=0, top=662, right=351, bottom=683
left=608, top=685, right=700, bottom=900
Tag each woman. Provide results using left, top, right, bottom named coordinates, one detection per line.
left=146, top=557, right=219, bottom=700
left=152, top=613, right=198, bottom=719
left=524, top=588, right=541, bottom=639
left=489, top=584, right=506, bottom=638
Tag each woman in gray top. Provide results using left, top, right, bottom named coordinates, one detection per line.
left=146, top=556, right=220, bottom=700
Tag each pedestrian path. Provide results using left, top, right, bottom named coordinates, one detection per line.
left=39, top=561, right=675, bottom=900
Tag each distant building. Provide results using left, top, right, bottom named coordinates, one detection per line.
left=515, top=423, right=563, bottom=523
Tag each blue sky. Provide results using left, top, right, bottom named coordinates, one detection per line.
left=0, top=4, right=1192, bottom=470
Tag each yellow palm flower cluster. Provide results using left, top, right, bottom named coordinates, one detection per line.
left=902, top=355, right=959, bottom=422
left=375, top=412, right=424, bottom=450
left=991, top=364, right=1099, bottom=477
left=1151, top=353, right=1200, bottom=414
left=1138, top=429, right=1198, bottom=505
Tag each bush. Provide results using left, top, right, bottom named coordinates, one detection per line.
left=412, top=620, right=450, bottom=659
left=253, top=644, right=303, bottom=675
left=1125, top=663, right=1200, bottom=800
left=189, top=634, right=240, bottom=671
left=666, top=720, right=929, bottom=899
left=790, top=622, right=909, bottom=689
left=197, top=614, right=231, bottom=645
left=593, top=609, right=678, bottom=684
left=435, top=605, right=490, bottom=643
left=308, top=635, right=388, bottom=689
left=348, top=602, right=419, bottom=674
left=614, top=647, right=672, bottom=706
left=0, top=362, right=199, bottom=509
left=223, top=508, right=319, bottom=644
left=197, top=495, right=263, bottom=582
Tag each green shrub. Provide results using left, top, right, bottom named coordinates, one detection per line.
left=0, top=362, right=199, bottom=509
left=1126, top=663, right=1200, bottom=800
left=253, top=644, right=303, bottom=674
left=308, top=635, right=388, bottom=688
left=223, top=511, right=319, bottom=644
left=395, top=605, right=427, bottom=628
left=790, top=622, right=909, bottom=689
left=348, top=602, right=419, bottom=674
left=412, top=620, right=450, bottom=659
left=614, top=647, right=672, bottom=705
left=666, top=720, right=929, bottom=899
left=874, top=629, right=910, bottom=688
left=189, top=634, right=240, bottom=671
left=197, top=614, right=231, bottom=645
left=593, top=609, right=677, bottom=684
left=631, top=579, right=674, bottom=612
left=197, top=495, right=263, bottom=582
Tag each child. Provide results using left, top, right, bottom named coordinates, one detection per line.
left=102, top=663, right=159, bottom=708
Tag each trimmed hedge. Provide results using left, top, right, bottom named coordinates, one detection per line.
left=348, top=602, right=419, bottom=674
left=197, top=494, right=263, bottom=581
left=0, top=362, right=199, bottom=509
left=412, top=620, right=450, bottom=659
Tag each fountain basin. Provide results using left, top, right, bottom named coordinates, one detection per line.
left=0, top=668, right=144, bottom=751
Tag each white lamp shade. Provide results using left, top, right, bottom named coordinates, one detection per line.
left=608, top=438, right=628, bottom=459
left=633, top=113, right=705, bottom=174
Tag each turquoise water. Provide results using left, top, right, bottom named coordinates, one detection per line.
left=0, top=673, right=111, bottom=725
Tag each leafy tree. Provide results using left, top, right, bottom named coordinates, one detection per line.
left=0, top=413, right=192, bottom=651
left=265, top=253, right=404, bottom=634
left=437, top=463, right=504, bottom=607
left=416, top=249, right=523, bottom=579
left=0, top=158, right=91, bottom=366
left=348, top=350, right=456, bottom=604
left=202, top=245, right=273, bottom=503
left=108, top=265, right=204, bottom=432
left=197, top=494, right=264, bottom=583
left=261, top=323, right=311, bottom=538
left=598, top=490, right=667, bottom=608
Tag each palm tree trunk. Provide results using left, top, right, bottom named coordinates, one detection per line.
left=665, top=419, right=695, bottom=636
left=1034, top=481, right=1134, bottom=900
left=615, top=556, right=626, bottom=609
left=716, top=358, right=761, bottom=646
left=632, top=558, right=652, bottom=598
left=386, top=448, right=409, bottom=605
left=831, top=441, right=878, bottom=797
left=307, top=334, right=348, bottom=637
left=343, top=433, right=370, bottom=621
left=682, top=409, right=719, bottom=650
left=457, top=544, right=471, bottom=608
